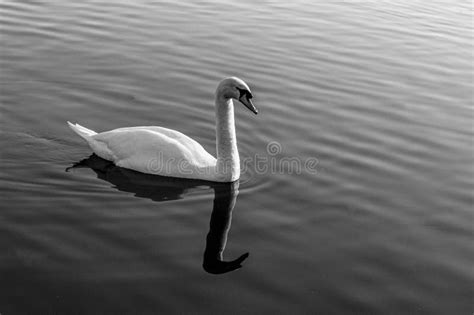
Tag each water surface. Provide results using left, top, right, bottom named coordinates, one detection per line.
left=1, top=1, right=473, bottom=314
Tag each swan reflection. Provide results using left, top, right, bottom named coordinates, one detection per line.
left=203, top=183, right=249, bottom=274
left=67, top=154, right=249, bottom=274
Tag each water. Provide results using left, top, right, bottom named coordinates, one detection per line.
left=1, top=1, right=472, bottom=313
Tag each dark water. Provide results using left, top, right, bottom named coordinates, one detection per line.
left=1, top=1, right=473, bottom=314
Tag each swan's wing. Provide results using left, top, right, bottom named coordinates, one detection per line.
left=109, top=126, right=184, bottom=139
left=91, top=127, right=216, bottom=174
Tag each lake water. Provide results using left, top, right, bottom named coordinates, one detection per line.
left=1, top=0, right=472, bottom=314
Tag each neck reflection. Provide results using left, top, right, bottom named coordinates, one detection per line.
left=67, top=154, right=249, bottom=274
left=203, top=181, right=249, bottom=274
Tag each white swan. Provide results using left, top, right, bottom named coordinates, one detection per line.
left=67, top=77, right=258, bottom=182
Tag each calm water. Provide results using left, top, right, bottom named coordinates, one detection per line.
left=1, top=1, right=473, bottom=314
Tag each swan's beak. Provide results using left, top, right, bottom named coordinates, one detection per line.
left=239, top=94, right=258, bottom=115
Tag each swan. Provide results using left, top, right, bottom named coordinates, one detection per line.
left=67, top=77, right=258, bottom=182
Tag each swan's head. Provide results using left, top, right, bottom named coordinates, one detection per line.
left=216, top=77, right=258, bottom=115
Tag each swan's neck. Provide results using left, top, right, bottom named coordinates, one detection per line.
left=215, top=96, right=239, bottom=181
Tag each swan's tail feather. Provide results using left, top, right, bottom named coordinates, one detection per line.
left=67, top=121, right=97, bottom=140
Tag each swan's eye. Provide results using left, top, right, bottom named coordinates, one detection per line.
left=236, top=87, right=252, bottom=99
left=236, top=87, right=245, bottom=98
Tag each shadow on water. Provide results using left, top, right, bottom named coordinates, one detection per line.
left=67, top=154, right=249, bottom=275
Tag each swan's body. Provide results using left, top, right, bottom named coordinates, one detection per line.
left=67, top=77, right=257, bottom=182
